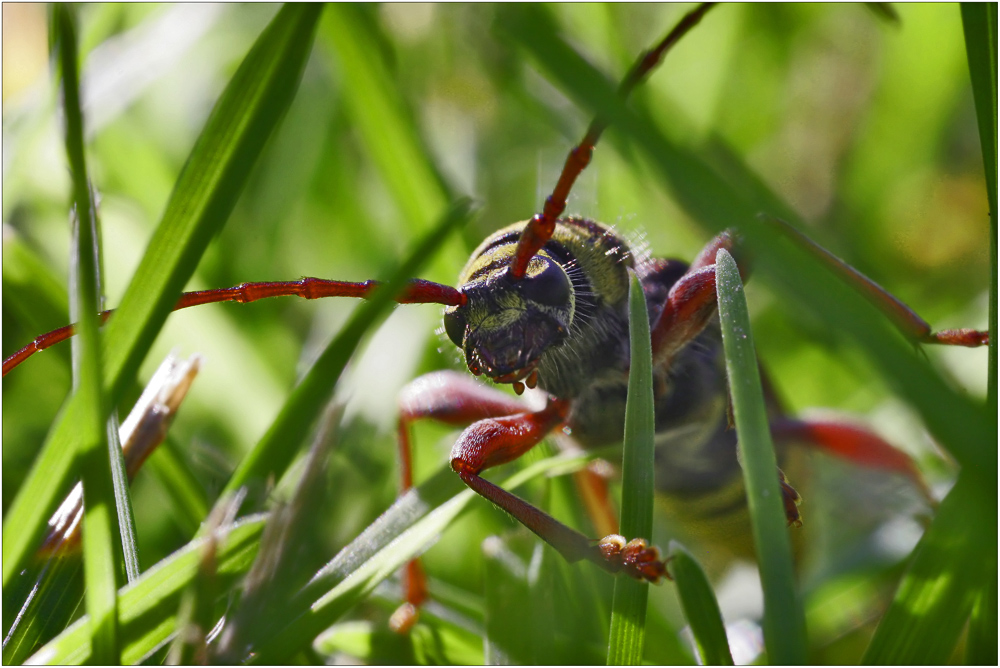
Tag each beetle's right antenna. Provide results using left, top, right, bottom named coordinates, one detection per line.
left=508, top=2, right=717, bottom=281
left=2, top=277, right=466, bottom=376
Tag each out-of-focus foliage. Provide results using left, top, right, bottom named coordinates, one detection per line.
left=2, top=4, right=991, bottom=664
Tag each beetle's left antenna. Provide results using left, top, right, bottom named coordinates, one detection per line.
left=508, top=2, right=717, bottom=281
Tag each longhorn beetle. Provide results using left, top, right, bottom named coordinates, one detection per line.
left=3, top=3, right=991, bottom=654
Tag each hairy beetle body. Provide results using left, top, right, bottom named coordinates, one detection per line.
left=446, top=216, right=785, bottom=570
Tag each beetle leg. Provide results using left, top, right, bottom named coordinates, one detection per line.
left=391, top=370, right=529, bottom=632
left=450, top=397, right=669, bottom=583
left=650, top=264, right=720, bottom=363
left=649, top=230, right=749, bottom=364
left=777, top=467, right=803, bottom=527
left=575, top=461, right=620, bottom=538
left=689, top=229, right=742, bottom=274
left=771, top=417, right=933, bottom=503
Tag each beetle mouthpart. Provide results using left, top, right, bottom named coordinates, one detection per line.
left=512, top=381, right=525, bottom=395
left=491, top=360, right=539, bottom=387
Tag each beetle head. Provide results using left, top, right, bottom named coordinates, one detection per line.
left=444, top=253, right=573, bottom=389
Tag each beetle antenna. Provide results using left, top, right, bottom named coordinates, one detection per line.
left=508, top=2, right=717, bottom=281
left=2, top=277, right=465, bottom=376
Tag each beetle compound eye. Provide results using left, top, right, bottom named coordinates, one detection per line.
left=520, top=259, right=571, bottom=308
left=443, top=308, right=467, bottom=348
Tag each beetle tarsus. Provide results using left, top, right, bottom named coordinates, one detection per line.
left=598, top=534, right=671, bottom=583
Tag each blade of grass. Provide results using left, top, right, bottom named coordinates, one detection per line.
left=219, top=198, right=474, bottom=500
left=146, top=440, right=211, bottom=536
left=319, top=4, right=464, bottom=281
left=607, top=269, right=656, bottom=665
left=213, top=406, right=340, bottom=663
left=4, top=354, right=200, bottom=661
left=959, top=10, right=998, bottom=659
left=960, top=1, right=998, bottom=407
left=669, top=542, right=734, bottom=666
left=106, top=411, right=140, bottom=583
left=861, top=472, right=994, bottom=664
left=715, top=248, right=807, bottom=664
left=967, top=572, right=998, bottom=665
left=54, top=5, right=121, bottom=661
left=1, top=556, right=84, bottom=666
left=2, top=3, right=323, bottom=589
left=483, top=534, right=546, bottom=664
left=26, top=514, right=267, bottom=665
left=166, top=509, right=224, bottom=665
left=250, top=451, right=594, bottom=663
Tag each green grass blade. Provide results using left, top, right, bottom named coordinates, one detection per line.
left=607, top=270, right=656, bottom=665
left=960, top=2, right=998, bottom=411
left=2, top=556, right=84, bottom=665
left=958, top=18, right=998, bottom=658
left=27, top=514, right=267, bottom=665
left=146, top=440, right=211, bottom=536
left=95, top=4, right=322, bottom=400
left=250, top=452, right=593, bottom=663
left=967, top=571, right=998, bottom=665
left=166, top=524, right=219, bottom=664
left=670, top=542, right=734, bottom=666
left=212, top=408, right=338, bottom=662
left=220, top=198, right=473, bottom=499
left=319, top=6, right=461, bottom=278
left=54, top=5, right=121, bottom=661
left=2, top=3, right=323, bottom=590
left=106, top=413, right=140, bottom=583
left=715, top=248, right=807, bottom=664
left=861, top=473, right=994, bottom=664
left=321, top=5, right=450, bottom=221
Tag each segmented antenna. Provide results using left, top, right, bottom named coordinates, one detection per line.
left=2, top=278, right=465, bottom=376
left=508, top=2, right=717, bottom=281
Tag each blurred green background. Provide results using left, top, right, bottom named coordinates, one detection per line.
left=2, top=4, right=990, bottom=663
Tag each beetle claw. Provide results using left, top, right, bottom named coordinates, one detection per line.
left=597, top=534, right=671, bottom=583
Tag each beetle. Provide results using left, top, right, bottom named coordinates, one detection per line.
left=1, top=2, right=992, bottom=656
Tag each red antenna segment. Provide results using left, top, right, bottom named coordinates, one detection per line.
left=2, top=278, right=465, bottom=377
left=508, top=2, right=717, bottom=281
